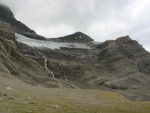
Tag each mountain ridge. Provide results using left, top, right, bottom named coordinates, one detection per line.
left=0, top=4, right=35, bottom=34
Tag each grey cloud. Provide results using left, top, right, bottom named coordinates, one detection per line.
left=0, top=0, right=150, bottom=51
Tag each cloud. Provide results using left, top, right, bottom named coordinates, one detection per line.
left=0, top=0, right=150, bottom=51
left=36, top=24, right=75, bottom=38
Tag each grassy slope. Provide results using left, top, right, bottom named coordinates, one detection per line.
left=0, top=73, right=150, bottom=113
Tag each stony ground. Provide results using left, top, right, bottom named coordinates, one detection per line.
left=0, top=73, right=150, bottom=113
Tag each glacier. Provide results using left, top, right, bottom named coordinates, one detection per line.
left=15, top=33, right=91, bottom=49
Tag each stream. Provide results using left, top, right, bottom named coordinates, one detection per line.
left=32, top=48, right=55, bottom=78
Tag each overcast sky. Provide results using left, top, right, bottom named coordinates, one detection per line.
left=0, top=0, right=150, bottom=51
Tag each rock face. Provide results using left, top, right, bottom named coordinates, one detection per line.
left=0, top=4, right=46, bottom=40
left=95, top=36, right=150, bottom=100
left=0, top=4, right=35, bottom=34
left=0, top=5, right=150, bottom=100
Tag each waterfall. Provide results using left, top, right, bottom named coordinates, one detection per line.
left=43, top=56, right=55, bottom=78
left=32, top=48, right=55, bottom=78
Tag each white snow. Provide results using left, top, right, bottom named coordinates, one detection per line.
left=15, top=33, right=91, bottom=49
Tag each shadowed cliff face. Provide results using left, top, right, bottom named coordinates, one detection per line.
left=0, top=4, right=35, bottom=34
left=0, top=5, right=150, bottom=100
left=0, top=4, right=47, bottom=40
left=0, top=4, right=14, bottom=23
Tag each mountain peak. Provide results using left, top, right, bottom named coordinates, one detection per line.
left=73, top=31, right=86, bottom=35
left=49, top=32, right=94, bottom=43
left=0, top=4, right=14, bottom=23
left=0, top=4, right=35, bottom=34
left=116, top=35, right=132, bottom=43
left=60, top=32, right=94, bottom=43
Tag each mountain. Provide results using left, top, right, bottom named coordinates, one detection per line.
left=0, top=4, right=150, bottom=102
left=49, top=32, right=94, bottom=43
left=96, top=36, right=150, bottom=100
left=0, top=4, right=35, bottom=34
left=0, top=4, right=46, bottom=40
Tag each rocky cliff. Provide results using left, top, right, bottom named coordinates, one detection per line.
left=0, top=4, right=46, bottom=40
left=0, top=4, right=150, bottom=100
left=0, top=4, right=35, bottom=34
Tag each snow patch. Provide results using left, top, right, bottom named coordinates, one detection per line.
left=15, top=33, right=91, bottom=49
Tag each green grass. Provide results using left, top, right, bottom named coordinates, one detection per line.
left=0, top=87, right=150, bottom=113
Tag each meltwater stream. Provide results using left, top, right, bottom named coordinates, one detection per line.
left=32, top=47, right=55, bottom=78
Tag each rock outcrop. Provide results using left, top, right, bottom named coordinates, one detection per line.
left=95, top=36, right=150, bottom=100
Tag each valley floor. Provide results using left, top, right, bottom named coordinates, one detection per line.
left=0, top=73, right=150, bottom=113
